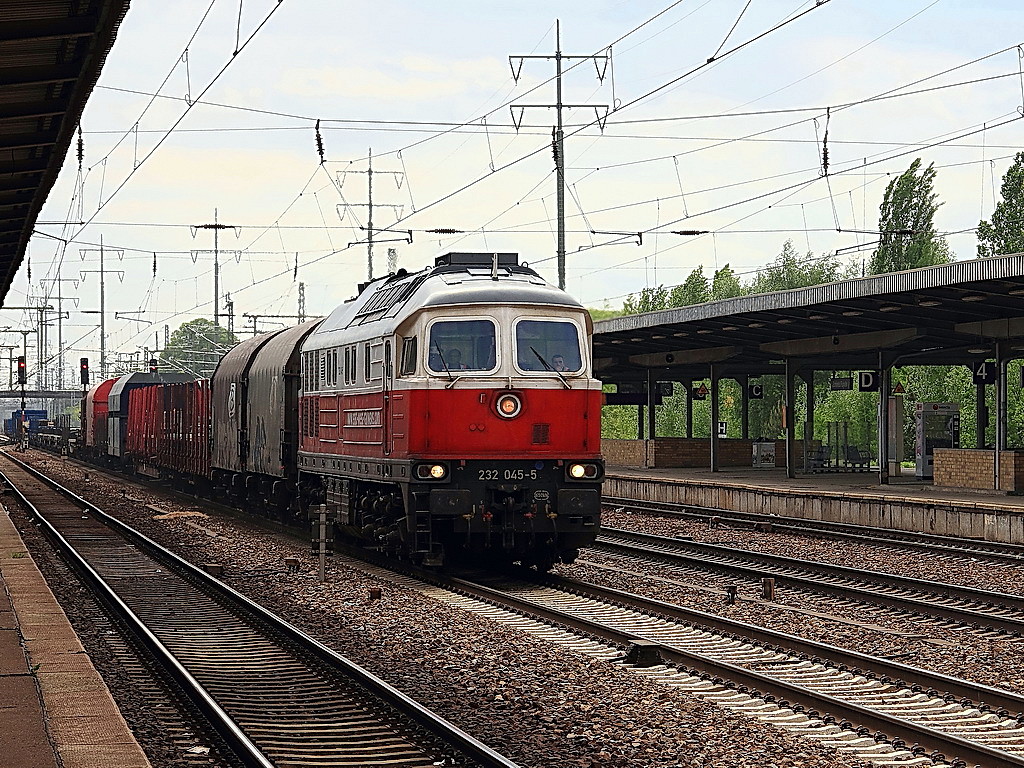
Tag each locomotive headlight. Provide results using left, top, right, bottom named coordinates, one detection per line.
left=567, top=463, right=600, bottom=480
left=496, top=393, right=522, bottom=419
left=415, top=463, right=448, bottom=480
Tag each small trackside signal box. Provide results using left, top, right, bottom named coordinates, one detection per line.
left=16, top=356, right=26, bottom=385
left=80, top=357, right=89, bottom=385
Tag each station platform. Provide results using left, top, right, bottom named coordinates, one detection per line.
left=0, top=506, right=150, bottom=768
left=605, top=465, right=1024, bottom=544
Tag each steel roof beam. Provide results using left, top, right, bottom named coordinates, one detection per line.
left=0, top=63, right=81, bottom=87
left=0, top=16, right=99, bottom=43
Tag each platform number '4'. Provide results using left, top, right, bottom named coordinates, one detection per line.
left=972, top=361, right=997, bottom=385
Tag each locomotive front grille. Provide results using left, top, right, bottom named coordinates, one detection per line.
left=531, top=423, right=550, bottom=444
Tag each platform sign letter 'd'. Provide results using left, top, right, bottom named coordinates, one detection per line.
left=858, top=371, right=880, bottom=392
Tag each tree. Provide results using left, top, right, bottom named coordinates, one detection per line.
left=748, top=240, right=841, bottom=295
left=160, top=318, right=239, bottom=378
left=978, top=151, right=1024, bottom=258
left=622, top=285, right=669, bottom=315
left=668, top=266, right=710, bottom=306
left=869, top=159, right=952, bottom=274
left=711, top=264, right=745, bottom=300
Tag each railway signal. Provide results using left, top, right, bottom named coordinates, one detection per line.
left=80, top=357, right=89, bottom=386
left=16, top=355, right=26, bottom=385
left=149, top=358, right=158, bottom=373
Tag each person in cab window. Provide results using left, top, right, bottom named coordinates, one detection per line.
left=552, top=354, right=568, bottom=372
left=447, top=348, right=468, bottom=369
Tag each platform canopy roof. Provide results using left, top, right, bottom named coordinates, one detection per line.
left=0, top=0, right=131, bottom=303
left=594, top=253, right=1024, bottom=385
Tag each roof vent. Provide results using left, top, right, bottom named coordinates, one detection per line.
left=434, top=252, right=519, bottom=268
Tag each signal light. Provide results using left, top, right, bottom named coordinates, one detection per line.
left=149, top=358, right=158, bottom=373
left=16, top=356, right=26, bottom=385
left=495, top=393, right=522, bottom=419
left=80, top=357, right=89, bottom=385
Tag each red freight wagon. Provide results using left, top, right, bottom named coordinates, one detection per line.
left=125, top=380, right=211, bottom=482
left=80, top=378, right=117, bottom=460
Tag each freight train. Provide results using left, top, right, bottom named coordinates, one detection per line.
left=75, top=253, right=604, bottom=569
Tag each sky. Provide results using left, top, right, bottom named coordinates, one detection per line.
left=7, top=0, right=1024, bottom=382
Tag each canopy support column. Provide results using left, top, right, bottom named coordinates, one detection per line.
left=739, top=374, right=749, bottom=440
left=878, top=353, right=893, bottom=485
left=685, top=380, right=694, bottom=438
left=996, top=342, right=1007, bottom=491
left=976, top=381, right=988, bottom=448
left=802, top=370, right=815, bottom=472
left=710, top=364, right=720, bottom=473
left=784, top=361, right=795, bottom=479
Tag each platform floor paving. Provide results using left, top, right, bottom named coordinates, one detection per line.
left=0, top=504, right=150, bottom=768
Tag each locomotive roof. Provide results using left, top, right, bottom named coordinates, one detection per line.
left=310, top=252, right=583, bottom=343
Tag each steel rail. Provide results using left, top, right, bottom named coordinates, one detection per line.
left=0, top=452, right=520, bottom=768
left=435, top=571, right=1024, bottom=768
left=596, top=527, right=1024, bottom=636
left=604, top=495, right=1024, bottom=563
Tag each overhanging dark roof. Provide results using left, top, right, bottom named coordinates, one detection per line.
left=0, top=0, right=131, bottom=302
left=594, top=254, right=1024, bottom=383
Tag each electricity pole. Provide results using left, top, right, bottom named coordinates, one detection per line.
left=192, top=209, right=238, bottom=326
left=337, top=150, right=408, bottom=280
left=80, top=236, right=124, bottom=380
left=40, top=275, right=79, bottom=389
left=510, top=20, right=609, bottom=289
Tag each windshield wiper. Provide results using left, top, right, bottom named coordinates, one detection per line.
left=434, top=345, right=455, bottom=382
left=530, top=346, right=570, bottom=389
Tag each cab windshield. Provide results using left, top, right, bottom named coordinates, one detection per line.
left=427, top=319, right=496, bottom=373
left=515, top=319, right=583, bottom=373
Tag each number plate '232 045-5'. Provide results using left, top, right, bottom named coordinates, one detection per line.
left=477, top=468, right=540, bottom=481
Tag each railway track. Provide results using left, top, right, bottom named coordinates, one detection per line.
left=0, top=451, right=518, bottom=768
left=604, top=495, right=1024, bottom=565
left=594, top=527, right=1024, bottom=638
left=437, top=570, right=1024, bottom=768
left=306, top=545, right=1024, bottom=768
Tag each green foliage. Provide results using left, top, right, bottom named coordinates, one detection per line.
left=748, top=241, right=841, bottom=294
left=869, top=159, right=952, bottom=274
left=588, top=307, right=625, bottom=322
left=978, top=151, right=1024, bottom=259
left=621, top=285, right=669, bottom=315
left=711, top=265, right=744, bottom=300
left=668, top=265, right=710, bottom=306
left=159, top=318, right=239, bottom=379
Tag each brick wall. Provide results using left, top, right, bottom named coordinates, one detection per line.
left=934, top=449, right=1024, bottom=492
left=603, top=438, right=814, bottom=469
left=602, top=439, right=646, bottom=467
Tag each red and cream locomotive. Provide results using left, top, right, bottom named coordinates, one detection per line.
left=296, top=252, right=603, bottom=568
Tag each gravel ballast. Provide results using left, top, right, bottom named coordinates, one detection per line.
left=11, top=452, right=877, bottom=768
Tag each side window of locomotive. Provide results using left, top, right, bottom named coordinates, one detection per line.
left=515, top=319, right=583, bottom=373
left=427, top=319, right=497, bottom=373
left=399, top=336, right=417, bottom=376
left=368, top=343, right=384, bottom=381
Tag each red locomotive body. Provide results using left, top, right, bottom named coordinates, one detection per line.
left=297, top=252, right=603, bottom=568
